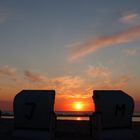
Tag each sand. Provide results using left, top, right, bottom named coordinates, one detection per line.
left=0, top=118, right=140, bottom=140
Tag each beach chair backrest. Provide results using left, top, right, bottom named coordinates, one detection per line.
left=14, top=90, right=55, bottom=130
left=93, top=90, right=134, bottom=129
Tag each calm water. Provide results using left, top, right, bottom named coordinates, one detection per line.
left=56, top=112, right=140, bottom=121
left=2, top=111, right=140, bottom=122
left=56, top=111, right=92, bottom=121
left=133, top=112, right=140, bottom=122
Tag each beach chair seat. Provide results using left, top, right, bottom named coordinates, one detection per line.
left=91, top=90, right=134, bottom=140
left=13, top=90, right=56, bottom=140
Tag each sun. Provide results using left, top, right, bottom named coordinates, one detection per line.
left=76, top=103, right=82, bottom=109
left=73, top=102, right=83, bottom=110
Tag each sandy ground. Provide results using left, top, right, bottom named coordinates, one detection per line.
left=0, top=118, right=140, bottom=140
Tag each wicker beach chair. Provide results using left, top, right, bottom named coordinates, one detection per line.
left=13, top=90, right=56, bottom=140
left=91, top=90, right=134, bottom=140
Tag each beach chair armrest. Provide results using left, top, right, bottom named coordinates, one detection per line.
left=91, top=112, right=102, bottom=139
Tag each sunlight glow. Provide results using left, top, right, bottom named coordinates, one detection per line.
left=76, top=103, right=82, bottom=109
left=73, top=102, right=83, bottom=110
left=76, top=117, right=82, bottom=121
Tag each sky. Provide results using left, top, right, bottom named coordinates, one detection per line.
left=0, top=0, right=140, bottom=111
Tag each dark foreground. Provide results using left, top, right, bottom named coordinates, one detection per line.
left=0, top=119, right=140, bottom=140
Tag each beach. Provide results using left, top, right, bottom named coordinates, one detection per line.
left=0, top=118, right=140, bottom=140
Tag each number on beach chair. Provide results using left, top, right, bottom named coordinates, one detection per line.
left=24, top=102, right=36, bottom=120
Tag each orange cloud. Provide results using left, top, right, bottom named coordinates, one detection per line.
left=23, top=68, right=132, bottom=99
left=0, top=65, right=17, bottom=77
left=92, top=75, right=131, bottom=90
left=44, top=76, right=87, bottom=98
left=86, top=65, right=111, bottom=78
left=24, top=70, right=47, bottom=83
left=85, top=65, right=132, bottom=91
left=23, top=72, right=89, bottom=98
left=68, top=25, right=140, bottom=61
left=0, top=67, right=132, bottom=111
left=49, top=76, right=84, bottom=89
left=114, top=75, right=131, bottom=88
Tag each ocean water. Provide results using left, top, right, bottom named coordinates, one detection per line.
left=56, top=111, right=140, bottom=121
left=56, top=111, right=92, bottom=121
left=133, top=112, right=140, bottom=122
left=1, top=111, right=140, bottom=122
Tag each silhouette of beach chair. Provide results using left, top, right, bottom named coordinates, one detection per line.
left=91, top=90, right=134, bottom=140
left=13, top=90, right=56, bottom=140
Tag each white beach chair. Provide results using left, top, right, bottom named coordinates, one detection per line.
left=91, top=90, right=134, bottom=140
left=13, top=90, right=56, bottom=140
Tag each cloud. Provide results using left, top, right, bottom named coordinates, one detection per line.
left=45, top=76, right=86, bottom=97
left=123, top=48, right=137, bottom=56
left=24, top=71, right=86, bottom=97
left=68, top=25, right=140, bottom=61
left=22, top=70, right=93, bottom=99
left=24, top=70, right=47, bottom=83
left=22, top=68, right=131, bottom=99
left=86, top=65, right=111, bottom=78
left=120, top=12, right=140, bottom=24
left=24, top=73, right=88, bottom=98
left=91, top=75, right=131, bottom=90
left=0, top=65, right=17, bottom=76
left=113, top=75, right=131, bottom=88
left=49, top=76, right=84, bottom=89
left=85, top=64, right=131, bottom=90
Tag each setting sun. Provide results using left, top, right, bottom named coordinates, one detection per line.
left=73, top=102, right=83, bottom=110
left=75, top=103, right=82, bottom=109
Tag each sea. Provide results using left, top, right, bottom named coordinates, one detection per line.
left=56, top=111, right=140, bottom=121
left=56, top=111, right=92, bottom=121
left=1, top=111, right=140, bottom=122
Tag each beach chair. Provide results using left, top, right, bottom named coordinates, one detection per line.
left=13, top=90, right=56, bottom=140
left=91, top=90, right=134, bottom=140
